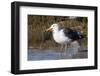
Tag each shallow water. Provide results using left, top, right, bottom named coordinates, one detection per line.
left=28, top=47, right=87, bottom=61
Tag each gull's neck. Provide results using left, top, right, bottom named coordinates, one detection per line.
left=52, top=27, right=60, bottom=33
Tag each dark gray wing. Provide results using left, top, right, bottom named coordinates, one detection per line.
left=63, top=27, right=81, bottom=41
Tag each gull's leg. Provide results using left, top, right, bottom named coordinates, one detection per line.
left=67, top=43, right=69, bottom=48
left=60, top=44, right=64, bottom=51
left=60, top=44, right=64, bottom=58
left=64, top=44, right=68, bottom=56
left=67, top=43, right=71, bottom=48
left=65, top=44, right=67, bottom=51
left=70, top=43, right=72, bottom=48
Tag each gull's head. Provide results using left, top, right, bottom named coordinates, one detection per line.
left=46, top=24, right=59, bottom=31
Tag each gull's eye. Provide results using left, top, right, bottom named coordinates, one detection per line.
left=52, top=25, right=54, bottom=28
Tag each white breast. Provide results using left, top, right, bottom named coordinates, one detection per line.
left=53, top=29, right=71, bottom=44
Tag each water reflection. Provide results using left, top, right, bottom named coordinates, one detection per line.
left=28, top=46, right=87, bottom=61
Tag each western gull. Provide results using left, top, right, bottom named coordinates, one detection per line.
left=46, top=23, right=84, bottom=52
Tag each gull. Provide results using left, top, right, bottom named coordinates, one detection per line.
left=46, top=23, right=84, bottom=53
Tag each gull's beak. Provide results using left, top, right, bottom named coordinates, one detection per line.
left=45, top=27, right=52, bottom=31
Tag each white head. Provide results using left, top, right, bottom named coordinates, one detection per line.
left=46, top=24, right=59, bottom=31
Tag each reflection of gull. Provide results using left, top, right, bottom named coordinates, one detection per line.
left=46, top=23, right=84, bottom=52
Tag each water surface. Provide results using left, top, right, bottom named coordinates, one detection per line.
left=28, top=47, right=87, bottom=61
